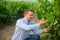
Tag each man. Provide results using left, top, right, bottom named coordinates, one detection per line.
left=12, top=10, right=49, bottom=40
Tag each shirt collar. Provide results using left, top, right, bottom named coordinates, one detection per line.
left=23, top=17, right=31, bottom=23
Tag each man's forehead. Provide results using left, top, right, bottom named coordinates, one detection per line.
left=27, top=11, right=33, bottom=14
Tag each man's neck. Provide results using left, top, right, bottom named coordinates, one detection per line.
left=28, top=20, right=30, bottom=22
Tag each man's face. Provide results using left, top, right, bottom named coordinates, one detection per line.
left=25, top=11, right=34, bottom=20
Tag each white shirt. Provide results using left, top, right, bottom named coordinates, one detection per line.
left=12, top=17, right=44, bottom=40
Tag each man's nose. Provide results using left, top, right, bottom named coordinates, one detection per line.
left=31, top=16, right=34, bottom=18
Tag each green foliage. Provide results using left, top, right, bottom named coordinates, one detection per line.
left=0, top=0, right=60, bottom=40
left=0, top=1, right=37, bottom=23
left=0, top=1, right=38, bottom=28
left=37, top=0, right=60, bottom=40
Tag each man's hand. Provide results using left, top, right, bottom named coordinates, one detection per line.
left=43, top=29, right=49, bottom=33
left=39, top=20, right=48, bottom=25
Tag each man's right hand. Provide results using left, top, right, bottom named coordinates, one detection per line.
left=39, top=20, right=48, bottom=25
left=43, top=28, right=50, bottom=33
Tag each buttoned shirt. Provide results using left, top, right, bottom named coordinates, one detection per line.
left=12, top=17, right=44, bottom=40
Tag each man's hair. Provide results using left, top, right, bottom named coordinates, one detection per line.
left=24, top=9, right=33, bottom=15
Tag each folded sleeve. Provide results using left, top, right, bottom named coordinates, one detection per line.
left=32, top=28, right=44, bottom=35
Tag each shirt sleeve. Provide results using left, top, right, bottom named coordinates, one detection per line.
left=16, top=20, right=40, bottom=31
left=32, top=29, right=44, bottom=35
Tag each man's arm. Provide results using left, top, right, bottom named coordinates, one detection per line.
left=32, top=28, right=50, bottom=35
left=16, top=20, right=40, bottom=31
left=32, top=29, right=44, bottom=35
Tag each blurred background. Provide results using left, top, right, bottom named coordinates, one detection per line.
left=0, top=0, right=60, bottom=40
